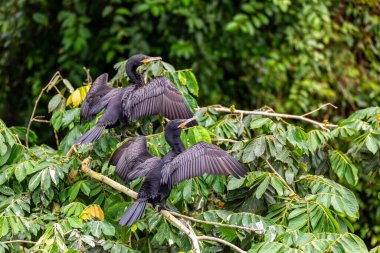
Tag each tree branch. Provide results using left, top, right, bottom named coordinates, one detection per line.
left=170, top=212, right=264, bottom=233
left=301, top=103, right=337, bottom=117
left=26, top=71, right=62, bottom=147
left=209, top=106, right=337, bottom=130
left=80, top=157, right=247, bottom=253
left=26, top=86, right=48, bottom=147
left=198, top=236, right=247, bottom=253
left=265, top=160, right=300, bottom=199
left=0, top=240, right=36, bottom=244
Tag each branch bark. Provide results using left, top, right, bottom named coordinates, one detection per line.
left=209, top=106, right=337, bottom=130
left=80, top=157, right=248, bottom=253
left=170, top=212, right=263, bottom=233
left=198, top=236, right=246, bottom=253
left=0, top=240, right=36, bottom=244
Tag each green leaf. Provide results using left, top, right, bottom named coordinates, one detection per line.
left=63, top=79, right=74, bottom=93
left=48, top=94, right=64, bottom=113
left=15, top=163, right=27, bottom=182
left=28, top=172, right=42, bottom=192
left=227, top=177, right=245, bottom=190
left=0, top=217, right=9, bottom=237
left=299, top=175, right=359, bottom=220
left=365, top=134, right=379, bottom=154
left=67, top=217, right=83, bottom=228
left=329, top=150, right=358, bottom=185
left=68, top=181, right=82, bottom=202
left=101, top=221, right=115, bottom=236
left=255, top=176, right=270, bottom=199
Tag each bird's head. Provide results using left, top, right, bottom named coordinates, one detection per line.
left=164, top=117, right=197, bottom=151
left=125, top=54, right=162, bottom=70
left=165, top=117, right=198, bottom=134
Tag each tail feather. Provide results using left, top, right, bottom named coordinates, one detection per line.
left=75, top=125, right=106, bottom=145
left=119, top=200, right=147, bottom=227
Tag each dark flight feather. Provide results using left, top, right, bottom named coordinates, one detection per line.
left=109, top=136, right=157, bottom=184
left=161, top=142, right=246, bottom=186
left=123, top=77, right=195, bottom=124
left=80, top=73, right=112, bottom=122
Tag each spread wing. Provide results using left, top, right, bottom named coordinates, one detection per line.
left=127, top=157, right=161, bottom=183
left=80, top=73, right=113, bottom=122
left=123, top=77, right=195, bottom=122
left=110, top=136, right=156, bottom=183
left=161, top=142, right=246, bottom=187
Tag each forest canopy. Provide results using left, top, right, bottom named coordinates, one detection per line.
left=0, top=0, right=379, bottom=252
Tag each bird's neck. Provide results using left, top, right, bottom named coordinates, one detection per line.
left=126, top=65, right=144, bottom=86
left=165, top=132, right=185, bottom=154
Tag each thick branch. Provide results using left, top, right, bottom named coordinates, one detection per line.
left=210, top=106, right=337, bottom=130
left=80, top=157, right=246, bottom=253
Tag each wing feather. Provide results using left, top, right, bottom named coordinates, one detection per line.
left=80, top=73, right=113, bottom=122
left=161, top=142, right=246, bottom=186
left=110, top=136, right=155, bottom=183
left=124, top=77, right=195, bottom=122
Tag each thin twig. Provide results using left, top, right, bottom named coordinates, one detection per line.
left=198, top=236, right=247, bottom=253
left=212, top=138, right=238, bottom=143
left=32, top=119, right=50, bottom=123
left=14, top=134, right=22, bottom=145
left=265, top=160, right=300, bottom=199
left=26, top=86, right=48, bottom=147
left=170, top=212, right=263, bottom=233
left=209, top=106, right=337, bottom=130
left=26, top=71, right=62, bottom=147
left=301, top=103, right=338, bottom=117
left=0, top=240, right=36, bottom=244
left=80, top=157, right=246, bottom=253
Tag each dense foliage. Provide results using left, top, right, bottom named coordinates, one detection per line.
left=1, top=0, right=379, bottom=133
left=0, top=62, right=379, bottom=252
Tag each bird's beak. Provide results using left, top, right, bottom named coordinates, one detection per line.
left=178, top=117, right=197, bottom=129
left=141, top=56, right=162, bottom=64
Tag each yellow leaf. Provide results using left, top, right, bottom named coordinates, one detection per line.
left=79, top=85, right=90, bottom=101
left=66, top=93, right=72, bottom=106
left=72, top=89, right=81, bottom=107
left=80, top=204, right=104, bottom=221
left=66, top=86, right=91, bottom=107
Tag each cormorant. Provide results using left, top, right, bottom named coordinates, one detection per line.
left=75, top=54, right=195, bottom=144
left=110, top=117, right=247, bottom=226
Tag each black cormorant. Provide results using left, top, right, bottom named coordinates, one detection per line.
left=110, top=117, right=247, bottom=226
left=75, top=54, right=195, bottom=144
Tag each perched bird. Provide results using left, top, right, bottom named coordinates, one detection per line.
left=110, top=117, right=247, bottom=226
left=75, top=54, right=195, bottom=144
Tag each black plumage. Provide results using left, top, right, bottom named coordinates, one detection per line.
left=110, top=118, right=247, bottom=226
left=75, top=54, right=195, bottom=145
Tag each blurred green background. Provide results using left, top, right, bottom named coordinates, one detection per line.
left=0, top=0, right=379, bottom=137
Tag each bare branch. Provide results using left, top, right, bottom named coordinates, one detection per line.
left=32, top=119, right=50, bottom=123
left=211, top=138, right=238, bottom=143
left=80, top=157, right=246, bottom=253
left=26, top=71, right=62, bottom=147
left=170, top=212, right=264, bottom=233
left=198, top=236, right=247, bottom=253
left=0, top=240, right=36, bottom=244
left=208, top=106, right=337, bottom=130
left=301, top=103, right=338, bottom=117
